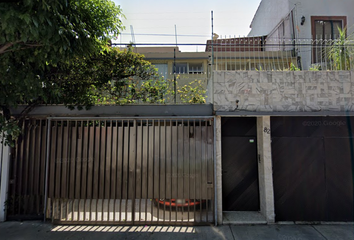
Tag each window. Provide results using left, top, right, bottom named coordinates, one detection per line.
left=314, top=20, right=342, bottom=39
left=311, top=16, right=347, bottom=40
left=175, top=63, right=188, bottom=74
left=311, top=16, right=347, bottom=63
left=174, top=62, right=203, bottom=74
left=188, top=63, right=203, bottom=74
left=154, top=63, right=168, bottom=79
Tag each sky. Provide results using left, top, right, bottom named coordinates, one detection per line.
left=112, top=0, right=262, bottom=51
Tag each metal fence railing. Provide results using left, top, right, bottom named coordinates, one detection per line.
left=207, top=37, right=354, bottom=71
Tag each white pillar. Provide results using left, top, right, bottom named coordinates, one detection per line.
left=215, top=116, right=223, bottom=225
left=0, top=139, right=11, bottom=222
left=257, top=116, right=275, bottom=223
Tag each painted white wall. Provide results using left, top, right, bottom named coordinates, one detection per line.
left=0, top=139, right=11, bottom=222
left=249, top=0, right=354, bottom=38
left=289, top=0, right=354, bottom=39
left=292, top=0, right=354, bottom=69
left=248, top=0, right=290, bottom=37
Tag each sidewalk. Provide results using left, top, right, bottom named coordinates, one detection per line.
left=0, top=221, right=353, bottom=240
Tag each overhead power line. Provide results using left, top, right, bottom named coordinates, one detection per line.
left=119, top=33, right=210, bottom=38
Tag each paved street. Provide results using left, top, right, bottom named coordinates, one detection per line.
left=0, top=221, right=353, bottom=240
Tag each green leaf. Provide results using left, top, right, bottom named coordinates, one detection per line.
left=32, top=18, right=38, bottom=28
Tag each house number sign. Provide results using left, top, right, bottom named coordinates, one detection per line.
left=263, top=127, right=271, bottom=134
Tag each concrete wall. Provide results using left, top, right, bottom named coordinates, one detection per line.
left=215, top=116, right=223, bottom=225
left=256, top=117, right=275, bottom=223
left=0, top=139, right=11, bottom=222
left=213, top=71, right=354, bottom=112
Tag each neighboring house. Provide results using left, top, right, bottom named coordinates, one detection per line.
left=135, top=47, right=210, bottom=103
left=135, top=47, right=210, bottom=83
left=248, top=0, right=354, bottom=69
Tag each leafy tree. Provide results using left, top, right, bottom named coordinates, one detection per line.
left=0, top=0, right=124, bottom=145
left=48, top=47, right=167, bottom=107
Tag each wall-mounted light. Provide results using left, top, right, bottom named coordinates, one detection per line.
left=301, top=16, right=305, bottom=25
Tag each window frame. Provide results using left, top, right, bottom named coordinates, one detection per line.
left=188, top=62, right=204, bottom=74
left=311, top=16, right=347, bottom=64
left=311, top=16, right=347, bottom=40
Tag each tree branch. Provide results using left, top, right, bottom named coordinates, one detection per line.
left=0, top=43, right=15, bottom=54
left=18, top=100, right=41, bottom=121
left=0, top=41, right=43, bottom=54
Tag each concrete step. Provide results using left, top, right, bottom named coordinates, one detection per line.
left=223, top=211, right=267, bottom=225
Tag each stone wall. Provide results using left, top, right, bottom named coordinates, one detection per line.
left=213, top=71, right=354, bottom=112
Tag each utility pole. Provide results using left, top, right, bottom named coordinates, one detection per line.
left=130, top=25, right=136, bottom=47
left=211, top=11, right=214, bottom=104
left=175, top=25, right=178, bottom=47
left=174, top=48, right=177, bottom=103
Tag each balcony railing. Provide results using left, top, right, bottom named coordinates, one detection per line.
left=208, top=38, right=354, bottom=71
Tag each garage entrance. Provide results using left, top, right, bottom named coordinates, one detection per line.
left=271, top=116, right=354, bottom=221
left=7, top=117, right=215, bottom=225
left=221, top=117, right=259, bottom=211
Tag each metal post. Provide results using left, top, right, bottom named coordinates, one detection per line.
left=211, top=11, right=215, bottom=104
left=175, top=25, right=178, bottom=47
left=174, top=48, right=177, bottom=104
left=213, top=116, right=217, bottom=226
left=43, top=118, right=52, bottom=222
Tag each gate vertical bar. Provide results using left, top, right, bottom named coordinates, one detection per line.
left=29, top=121, right=37, bottom=215
left=81, top=120, right=89, bottom=222
left=44, top=118, right=51, bottom=222
left=154, top=120, right=160, bottom=223
left=214, top=116, right=217, bottom=226
left=193, top=120, right=197, bottom=223
left=70, top=121, right=78, bottom=222
left=22, top=121, right=32, bottom=215
left=161, top=120, right=166, bottom=224
left=88, top=120, right=95, bottom=222
left=177, top=119, right=183, bottom=223
left=123, top=120, right=129, bottom=222
left=167, top=120, right=173, bottom=224
left=50, top=121, right=58, bottom=221
left=37, top=120, right=44, bottom=216
left=148, top=120, right=154, bottom=222
left=199, top=120, right=203, bottom=222
left=117, top=120, right=123, bottom=222
left=130, top=120, right=137, bottom=224
left=62, top=120, right=70, bottom=221
left=136, top=120, right=143, bottom=223
left=99, top=120, right=106, bottom=222
left=185, top=120, right=190, bottom=223
left=111, top=120, right=117, bottom=222
left=143, top=119, right=148, bottom=223
left=105, top=120, right=113, bottom=222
